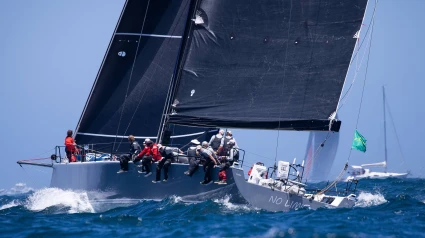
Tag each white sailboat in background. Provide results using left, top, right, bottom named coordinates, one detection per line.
left=346, top=86, right=408, bottom=180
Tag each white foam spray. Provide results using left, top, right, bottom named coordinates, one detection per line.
left=0, top=200, right=21, bottom=210
left=25, top=188, right=95, bottom=214
left=355, top=192, right=387, bottom=207
left=213, top=195, right=257, bottom=211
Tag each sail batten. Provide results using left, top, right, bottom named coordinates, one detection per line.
left=168, top=0, right=368, bottom=132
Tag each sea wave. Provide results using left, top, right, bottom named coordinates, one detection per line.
left=0, top=200, right=21, bottom=210
left=25, top=187, right=94, bottom=214
left=355, top=192, right=387, bottom=207
left=0, top=183, right=33, bottom=196
left=213, top=195, right=256, bottom=212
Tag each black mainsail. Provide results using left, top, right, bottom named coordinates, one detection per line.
left=75, top=0, right=213, bottom=152
left=168, top=0, right=368, bottom=132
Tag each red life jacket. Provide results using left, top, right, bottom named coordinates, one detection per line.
left=151, top=144, right=162, bottom=161
left=65, top=136, right=76, bottom=153
left=219, top=170, right=227, bottom=181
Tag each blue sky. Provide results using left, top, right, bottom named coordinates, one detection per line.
left=1, top=0, right=424, bottom=189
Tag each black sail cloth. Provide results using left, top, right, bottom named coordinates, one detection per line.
left=75, top=0, right=213, bottom=152
left=169, top=0, right=368, bottom=132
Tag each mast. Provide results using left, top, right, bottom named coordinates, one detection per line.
left=383, top=86, right=388, bottom=173
left=158, top=0, right=199, bottom=143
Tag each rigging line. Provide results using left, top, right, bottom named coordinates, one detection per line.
left=244, top=150, right=274, bottom=161
left=317, top=1, right=378, bottom=195
left=116, top=0, right=192, bottom=149
left=385, top=98, right=406, bottom=166
left=113, top=0, right=152, bottom=151
left=306, top=132, right=332, bottom=173
left=274, top=0, right=293, bottom=163
left=157, top=0, right=192, bottom=142
left=336, top=24, right=373, bottom=112
left=31, top=147, right=56, bottom=159
left=115, top=77, right=152, bottom=150
left=316, top=162, right=348, bottom=195
left=355, top=14, right=375, bottom=130
left=345, top=1, right=377, bottom=163
left=337, top=0, right=379, bottom=108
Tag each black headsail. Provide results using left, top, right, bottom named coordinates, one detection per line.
left=75, top=0, right=213, bottom=152
left=168, top=0, right=368, bottom=132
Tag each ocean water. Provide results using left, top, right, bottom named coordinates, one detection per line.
left=1, top=179, right=424, bottom=237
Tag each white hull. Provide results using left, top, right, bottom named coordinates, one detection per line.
left=346, top=171, right=408, bottom=181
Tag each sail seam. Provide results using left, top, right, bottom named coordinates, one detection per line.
left=115, top=33, right=182, bottom=38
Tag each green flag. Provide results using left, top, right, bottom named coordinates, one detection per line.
left=352, top=130, right=367, bottom=152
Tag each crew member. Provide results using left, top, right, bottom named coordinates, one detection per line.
left=153, top=145, right=183, bottom=183
left=208, top=129, right=224, bottom=153
left=184, top=139, right=201, bottom=176
left=117, top=135, right=141, bottom=173
left=197, top=145, right=219, bottom=185
left=221, top=131, right=238, bottom=156
left=217, top=139, right=238, bottom=184
left=65, top=130, right=78, bottom=162
left=137, top=139, right=156, bottom=176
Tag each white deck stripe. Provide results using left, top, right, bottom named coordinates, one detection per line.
left=77, top=131, right=204, bottom=139
left=115, top=33, right=182, bottom=38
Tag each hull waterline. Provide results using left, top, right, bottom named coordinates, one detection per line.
left=50, top=161, right=245, bottom=203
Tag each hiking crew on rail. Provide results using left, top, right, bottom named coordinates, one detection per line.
left=112, top=131, right=239, bottom=184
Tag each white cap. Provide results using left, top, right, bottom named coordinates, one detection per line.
left=196, top=145, right=202, bottom=151
left=226, top=130, right=232, bottom=136
left=190, top=139, right=200, bottom=145
left=144, top=138, right=152, bottom=144
left=219, top=129, right=224, bottom=135
left=201, top=141, right=209, bottom=148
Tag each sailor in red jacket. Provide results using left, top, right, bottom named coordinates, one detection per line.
left=136, top=139, right=157, bottom=177
left=64, top=130, right=78, bottom=162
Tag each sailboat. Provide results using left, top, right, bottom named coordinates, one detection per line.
left=165, top=0, right=368, bottom=211
left=17, top=0, right=243, bottom=202
left=346, top=86, right=408, bottom=180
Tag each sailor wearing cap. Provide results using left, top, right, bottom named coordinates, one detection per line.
left=184, top=139, right=201, bottom=176
left=137, top=138, right=156, bottom=176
